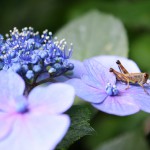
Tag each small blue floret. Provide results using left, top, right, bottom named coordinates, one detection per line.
left=26, top=70, right=34, bottom=80
left=105, top=83, right=119, bottom=96
left=0, top=27, right=74, bottom=82
left=33, top=65, right=42, bottom=73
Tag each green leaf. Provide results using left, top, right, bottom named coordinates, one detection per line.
left=55, top=10, right=128, bottom=60
left=56, top=105, right=94, bottom=149
left=95, top=131, right=149, bottom=150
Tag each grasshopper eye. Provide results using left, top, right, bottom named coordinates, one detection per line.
left=144, top=73, right=149, bottom=79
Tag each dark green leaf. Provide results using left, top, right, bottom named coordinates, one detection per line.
left=56, top=105, right=94, bottom=149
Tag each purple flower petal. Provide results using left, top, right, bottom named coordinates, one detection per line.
left=0, top=114, right=70, bottom=150
left=66, top=78, right=107, bottom=103
left=93, top=55, right=141, bottom=72
left=54, top=59, right=86, bottom=82
left=28, top=83, right=75, bottom=114
left=81, top=74, right=102, bottom=89
left=68, top=59, right=86, bottom=78
left=83, top=59, right=116, bottom=85
left=0, top=71, right=25, bottom=98
left=122, top=85, right=150, bottom=113
left=92, top=94, right=140, bottom=116
left=0, top=113, right=14, bottom=140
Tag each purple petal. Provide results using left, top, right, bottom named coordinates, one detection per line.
left=122, top=85, right=150, bottom=113
left=0, top=113, right=14, bottom=140
left=81, top=74, right=103, bottom=89
left=83, top=59, right=116, bottom=86
left=92, top=94, right=140, bottom=116
left=0, top=114, right=70, bottom=150
left=66, top=78, right=107, bottom=103
left=28, top=83, right=75, bottom=114
left=0, top=71, right=25, bottom=98
left=93, top=55, right=140, bottom=72
left=67, top=59, right=86, bottom=78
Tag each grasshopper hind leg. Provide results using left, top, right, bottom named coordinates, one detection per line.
left=125, top=80, right=130, bottom=90
left=116, top=60, right=129, bottom=74
left=139, top=83, right=149, bottom=95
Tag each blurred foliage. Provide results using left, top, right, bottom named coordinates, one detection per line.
left=69, top=111, right=149, bottom=150
left=84, top=111, right=149, bottom=150
left=66, top=0, right=150, bottom=30
left=0, top=0, right=150, bottom=150
left=56, top=10, right=128, bottom=60
left=95, top=131, right=149, bottom=150
left=0, top=0, right=76, bottom=33
left=130, top=34, right=150, bottom=72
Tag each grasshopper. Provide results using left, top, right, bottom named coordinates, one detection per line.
left=109, top=60, right=149, bottom=94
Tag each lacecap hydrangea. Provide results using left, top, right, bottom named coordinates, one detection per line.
left=0, top=27, right=74, bottom=84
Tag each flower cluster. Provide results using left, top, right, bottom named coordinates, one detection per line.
left=66, top=56, right=150, bottom=116
left=0, top=71, right=75, bottom=150
left=0, top=27, right=74, bottom=83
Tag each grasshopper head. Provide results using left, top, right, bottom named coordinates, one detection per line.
left=144, top=73, right=149, bottom=84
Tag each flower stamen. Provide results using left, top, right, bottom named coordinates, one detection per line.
left=105, top=83, right=119, bottom=96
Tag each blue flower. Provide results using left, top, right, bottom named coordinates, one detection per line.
left=0, top=27, right=74, bottom=83
left=0, top=71, right=75, bottom=150
left=66, top=56, right=150, bottom=116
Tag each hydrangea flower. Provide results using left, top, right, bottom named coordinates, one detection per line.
left=66, top=56, right=150, bottom=116
left=0, top=71, right=75, bottom=150
left=0, top=27, right=74, bottom=84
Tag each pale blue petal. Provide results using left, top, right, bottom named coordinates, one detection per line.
left=66, top=59, right=86, bottom=78
left=92, top=95, right=140, bottom=116
left=83, top=59, right=116, bottom=86
left=0, top=113, right=14, bottom=140
left=93, top=55, right=141, bottom=72
left=0, top=114, right=70, bottom=150
left=122, top=84, right=150, bottom=113
left=66, top=78, right=107, bottom=103
left=81, top=74, right=102, bottom=89
left=0, top=71, right=25, bottom=98
left=28, top=83, right=75, bottom=114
